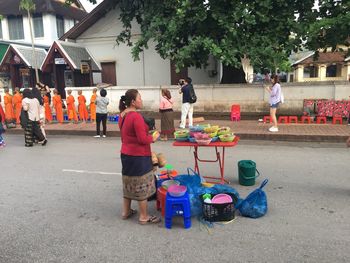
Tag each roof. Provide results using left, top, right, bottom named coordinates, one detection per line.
left=293, top=52, right=348, bottom=66
left=0, top=40, right=49, bottom=50
left=60, top=0, right=115, bottom=40
left=0, top=44, right=47, bottom=68
left=0, top=0, right=87, bottom=20
left=41, top=40, right=101, bottom=71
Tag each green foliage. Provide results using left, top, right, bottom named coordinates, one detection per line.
left=19, top=0, right=35, bottom=12
left=87, top=0, right=350, bottom=71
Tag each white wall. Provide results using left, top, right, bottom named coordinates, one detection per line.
left=50, top=81, right=350, bottom=114
left=74, top=7, right=222, bottom=86
left=0, top=14, right=78, bottom=46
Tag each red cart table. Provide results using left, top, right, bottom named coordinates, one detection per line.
left=172, top=136, right=240, bottom=184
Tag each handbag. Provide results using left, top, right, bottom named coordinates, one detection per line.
left=0, top=122, right=5, bottom=133
left=20, top=109, right=29, bottom=129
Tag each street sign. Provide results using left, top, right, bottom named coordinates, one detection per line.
left=81, top=64, right=90, bottom=74
left=55, top=58, right=66, bottom=65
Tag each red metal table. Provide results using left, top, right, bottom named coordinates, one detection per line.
left=172, top=136, right=240, bottom=184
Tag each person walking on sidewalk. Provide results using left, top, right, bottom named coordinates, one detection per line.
left=3, top=87, right=15, bottom=127
left=21, top=89, right=47, bottom=147
left=118, top=89, right=161, bottom=225
left=94, top=88, right=109, bottom=138
left=12, top=88, right=22, bottom=125
left=178, top=77, right=196, bottom=129
left=89, top=88, right=97, bottom=123
left=77, top=90, right=89, bottom=122
left=52, top=89, right=64, bottom=124
left=265, top=75, right=282, bottom=132
left=66, top=90, right=78, bottom=124
left=0, top=113, right=5, bottom=147
left=159, top=88, right=175, bottom=141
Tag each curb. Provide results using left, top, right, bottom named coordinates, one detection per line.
left=5, top=129, right=347, bottom=143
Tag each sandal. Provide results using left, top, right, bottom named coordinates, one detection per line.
left=139, top=215, right=161, bottom=225
left=122, top=209, right=137, bottom=220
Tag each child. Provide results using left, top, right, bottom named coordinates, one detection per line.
left=66, top=90, right=78, bottom=123
left=0, top=113, right=5, bottom=147
left=52, top=89, right=64, bottom=124
left=159, top=88, right=175, bottom=141
left=90, top=88, right=97, bottom=123
left=78, top=90, right=89, bottom=122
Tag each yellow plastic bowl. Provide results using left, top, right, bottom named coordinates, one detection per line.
left=202, top=182, right=214, bottom=188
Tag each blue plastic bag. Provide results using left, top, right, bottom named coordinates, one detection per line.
left=236, top=179, right=268, bottom=218
left=175, top=168, right=240, bottom=216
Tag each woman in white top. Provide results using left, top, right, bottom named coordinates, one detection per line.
left=265, top=75, right=282, bottom=132
left=21, top=89, right=47, bottom=147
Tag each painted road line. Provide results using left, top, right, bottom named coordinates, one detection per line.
left=62, top=169, right=121, bottom=175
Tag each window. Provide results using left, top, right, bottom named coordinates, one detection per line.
left=56, top=15, right=65, bottom=38
left=33, top=13, right=44, bottom=38
left=8, top=15, right=24, bottom=40
left=303, top=66, right=318, bottom=78
left=0, top=20, right=3, bottom=39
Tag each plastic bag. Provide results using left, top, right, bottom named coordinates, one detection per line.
left=175, top=168, right=240, bottom=216
left=236, top=179, right=268, bottom=218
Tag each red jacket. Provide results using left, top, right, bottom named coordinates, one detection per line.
left=119, top=111, right=153, bottom=156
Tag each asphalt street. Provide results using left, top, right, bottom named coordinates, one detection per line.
left=0, top=135, right=349, bottom=263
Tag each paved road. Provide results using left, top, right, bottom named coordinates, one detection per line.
left=0, top=135, right=349, bottom=263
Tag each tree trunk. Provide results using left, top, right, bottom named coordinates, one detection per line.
left=28, top=10, right=39, bottom=83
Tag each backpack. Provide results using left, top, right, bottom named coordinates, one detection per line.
left=189, top=85, right=197, bottom=104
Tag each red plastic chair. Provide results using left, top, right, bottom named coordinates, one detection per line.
left=230, top=104, right=241, bottom=121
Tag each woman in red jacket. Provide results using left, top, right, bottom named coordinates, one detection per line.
left=119, top=89, right=160, bottom=225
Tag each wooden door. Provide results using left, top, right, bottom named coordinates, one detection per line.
left=101, top=62, right=116, bottom=85
left=170, top=61, right=188, bottom=85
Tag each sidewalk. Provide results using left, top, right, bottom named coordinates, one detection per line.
left=5, top=118, right=350, bottom=143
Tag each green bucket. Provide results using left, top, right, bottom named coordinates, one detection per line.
left=238, top=160, right=260, bottom=186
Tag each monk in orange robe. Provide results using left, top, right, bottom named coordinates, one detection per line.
left=77, top=90, right=89, bottom=122
left=66, top=89, right=78, bottom=123
left=90, top=88, right=97, bottom=123
left=52, top=89, right=64, bottom=124
left=4, top=88, right=15, bottom=123
left=43, top=95, right=53, bottom=123
left=12, top=88, right=22, bottom=124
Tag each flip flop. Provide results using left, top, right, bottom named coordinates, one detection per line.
left=122, top=209, right=137, bottom=220
left=138, top=215, right=161, bottom=225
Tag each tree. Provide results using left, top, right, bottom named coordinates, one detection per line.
left=19, top=0, right=39, bottom=83
left=85, top=0, right=349, bottom=76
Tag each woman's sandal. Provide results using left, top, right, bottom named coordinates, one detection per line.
left=122, top=209, right=137, bottom=220
left=138, top=215, right=161, bottom=225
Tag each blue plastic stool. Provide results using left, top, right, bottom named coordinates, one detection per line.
left=63, top=115, right=68, bottom=121
left=165, top=192, right=191, bottom=229
left=52, top=115, right=57, bottom=121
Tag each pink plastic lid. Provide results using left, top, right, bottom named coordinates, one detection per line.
left=168, top=185, right=187, bottom=194
left=211, top=193, right=232, bottom=204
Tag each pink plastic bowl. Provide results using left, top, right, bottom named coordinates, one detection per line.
left=211, top=193, right=233, bottom=204
left=167, top=185, right=187, bottom=197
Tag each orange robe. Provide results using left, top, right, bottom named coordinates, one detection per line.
left=78, top=95, right=89, bottom=121
left=44, top=95, right=53, bottom=122
left=66, top=95, right=78, bottom=122
left=53, top=95, right=64, bottom=123
left=90, top=93, right=97, bottom=121
left=12, top=92, right=22, bottom=124
left=4, top=93, right=15, bottom=122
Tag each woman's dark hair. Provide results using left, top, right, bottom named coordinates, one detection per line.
left=185, top=77, right=192, bottom=84
left=162, top=88, right=171, bottom=100
left=100, top=88, right=107, bottom=97
left=119, top=89, right=138, bottom=112
left=32, top=87, right=43, bottom=105
left=22, top=88, right=32, bottom=99
left=272, top=74, right=280, bottom=84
